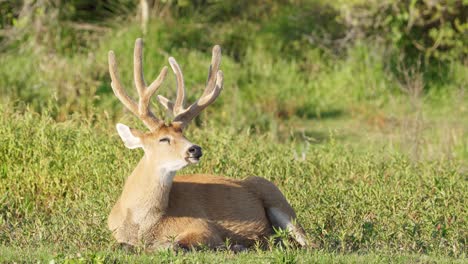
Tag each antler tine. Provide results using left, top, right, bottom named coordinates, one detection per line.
left=108, top=38, right=168, bottom=131
left=168, top=57, right=186, bottom=115
left=204, top=45, right=222, bottom=95
left=156, top=57, right=185, bottom=117
left=156, top=45, right=223, bottom=129
left=108, top=51, right=139, bottom=117
left=133, top=38, right=146, bottom=96
left=175, top=70, right=223, bottom=125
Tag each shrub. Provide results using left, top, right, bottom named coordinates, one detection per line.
left=341, top=0, right=467, bottom=62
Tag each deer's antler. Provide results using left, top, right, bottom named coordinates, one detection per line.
left=108, top=38, right=168, bottom=131
left=157, top=45, right=224, bottom=129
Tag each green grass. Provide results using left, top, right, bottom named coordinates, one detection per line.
left=0, top=101, right=466, bottom=262
left=0, top=6, right=467, bottom=262
left=0, top=246, right=465, bottom=263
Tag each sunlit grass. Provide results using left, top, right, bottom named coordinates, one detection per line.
left=0, top=103, right=466, bottom=262
left=0, top=11, right=466, bottom=262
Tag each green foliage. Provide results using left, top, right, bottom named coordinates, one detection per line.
left=0, top=106, right=466, bottom=260
left=0, top=0, right=467, bottom=262
left=0, top=247, right=465, bottom=263
left=342, top=0, right=467, bottom=62
left=0, top=0, right=135, bottom=53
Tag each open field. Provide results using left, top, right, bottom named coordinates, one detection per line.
left=0, top=1, right=467, bottom=262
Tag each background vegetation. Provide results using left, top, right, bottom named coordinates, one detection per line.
left=0, top=0, right=466, bottom=262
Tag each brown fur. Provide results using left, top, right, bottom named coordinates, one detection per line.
left=107, top=40, right=309, bottom=251
left=108, top=125, right=309, bottom=250
left=149, top=174, right=273, bottom=249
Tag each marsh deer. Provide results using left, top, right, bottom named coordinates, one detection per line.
left=107, top=38, right=309, bottom=251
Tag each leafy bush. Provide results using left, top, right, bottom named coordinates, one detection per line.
left=341, top=0, right=467, bottom=61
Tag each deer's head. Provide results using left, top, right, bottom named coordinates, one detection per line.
left=109, top=39, right=223, bottom=171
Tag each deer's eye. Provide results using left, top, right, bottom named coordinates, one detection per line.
left=159, top=137, right=170, bottom=144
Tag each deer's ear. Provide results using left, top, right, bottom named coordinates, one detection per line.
left=116, top=123, right=144, bottom=149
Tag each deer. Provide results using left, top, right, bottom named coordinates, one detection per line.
left=107, top=38, right=310, bottom=251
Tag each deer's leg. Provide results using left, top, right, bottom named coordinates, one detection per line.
left=242, top=176, right=311, bottom=248
left=266, top=207, right=309, bottom=247
left=111, top=209, right=140, bottom=246
left=214, top=243, right=248, bottom=253
left=147, top=240, right=178, bottom=252
left=176, top=226, right=223, bottom=250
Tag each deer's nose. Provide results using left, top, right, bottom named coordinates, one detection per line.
left=188, top=145, right=202, bottom=159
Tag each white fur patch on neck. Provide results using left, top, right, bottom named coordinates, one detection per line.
left=158, top=160, right=187, bottom=186
left=160, top=160, right=188, bottom=173
left=159, top=170, right=176, bottom=187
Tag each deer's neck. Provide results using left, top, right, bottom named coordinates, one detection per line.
left=121, top=155, right=176, bottom=217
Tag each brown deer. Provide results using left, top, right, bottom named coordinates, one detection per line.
left=107, top=38, right=309, bottom=251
